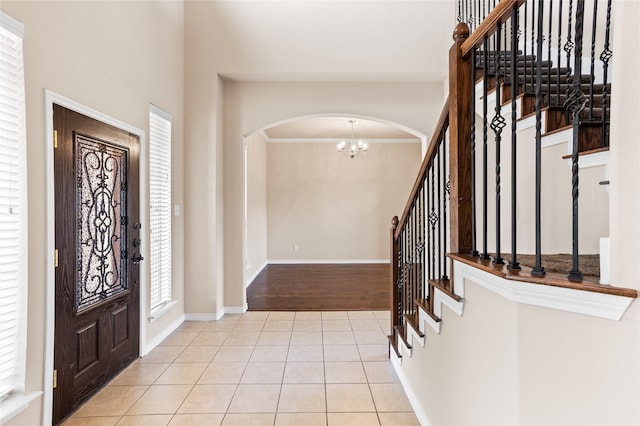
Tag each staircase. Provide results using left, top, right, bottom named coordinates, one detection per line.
left=388, top=1, right=638, bottom=422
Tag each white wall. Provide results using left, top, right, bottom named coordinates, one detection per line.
left=1, top=1, right=185, bottom=424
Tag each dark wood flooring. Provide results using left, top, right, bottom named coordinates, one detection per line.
left=246, top=264, right=390, bottom=311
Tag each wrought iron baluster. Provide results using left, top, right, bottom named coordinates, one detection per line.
left=471, top=47, right=479, bottom=257
left=411, top=200, right=416, bottom=314
left=458, top=0, right=463, bottom=22
left=566, top=0, right=586, bottom=282
left=481, top=36, right=491, bottom=261
left=523, top=1, right=528, bottom=94
left=557, top=0, right=564, bottom=106
left=531, top=0, right=536, bottom=94
left=420, top=180, right=426, bottom=300
left=427, top=171, right=432, bottom=281
left=492, top=22, right=505, bottom=265
left=588, top=0, right=599, bottom=120
left=430, top=166, right=437, bottom=278
left=531, top=0, right=546, bottom=278
left=600, top=0, right=612, bottom=147
left=397, top=230, right=403, bottom=328
left=437, top=146, right=442, bottom=278
left=547, top=0, right=553, bottom=106
left=442, top=130, right=449, bottom=281
left=509, top=6, right=521, bottom=271
left=565, top=0, right=575, bottom=121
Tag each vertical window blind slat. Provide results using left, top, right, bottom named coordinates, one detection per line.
left=149, top=108, right=172, bottom=311
left=0, top=12, right=27, bottom=401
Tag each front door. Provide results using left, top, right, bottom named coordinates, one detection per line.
left=53, top=104, right=142, bottom=424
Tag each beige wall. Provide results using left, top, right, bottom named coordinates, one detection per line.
left=267, top=142, right=421, bottom=261
left=1, top=2, right=185, bottom=424
left=245, top=133, right=268, bottom=284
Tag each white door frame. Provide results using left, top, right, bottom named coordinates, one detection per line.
left=42, top=90, right=148, bottom=426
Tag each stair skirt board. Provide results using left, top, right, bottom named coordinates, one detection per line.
left=390, top=350, right=434, bottom=426
left=390, top=259, right=634, bottom=426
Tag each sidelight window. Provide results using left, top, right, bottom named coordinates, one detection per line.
left=0, top=10, right=34, bottom=421
left=149, top=106, right=172, bottom=311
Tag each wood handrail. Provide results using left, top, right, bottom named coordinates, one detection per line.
left=394, top=98, right=449, bottom=240
left=460, top=0, right=526, bottom=57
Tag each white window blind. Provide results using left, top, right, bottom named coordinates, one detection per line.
left=0, top=12, right=27, bottom=401
left=149, top=106, right=172, bottom=310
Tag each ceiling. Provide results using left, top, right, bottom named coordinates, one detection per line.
left=261, top=116, right=422, bottom=144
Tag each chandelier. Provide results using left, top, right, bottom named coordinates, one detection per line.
left=337, top=120, right=368, bottom=159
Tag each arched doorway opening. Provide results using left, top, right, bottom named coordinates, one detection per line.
left=242, top=114, right=426, bottom=310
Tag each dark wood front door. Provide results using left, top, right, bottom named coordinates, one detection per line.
left=53, top=105, right=141, bottom=424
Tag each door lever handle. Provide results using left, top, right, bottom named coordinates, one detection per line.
left=132, top=254, right=144, bottom=264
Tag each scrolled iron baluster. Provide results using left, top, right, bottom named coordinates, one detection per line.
left=430, top=165, right=438, bottom=279
left=481, top=36, right=491, bottom=261
left=565, top=0, right=575, bottom=120
left=491, top=21, right=505, bottom=265
left=565, top=0, right=586, bottom=282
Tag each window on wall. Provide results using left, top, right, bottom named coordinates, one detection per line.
left=149, top=106, right=172, bottom=311
left=0, top=10, right=30, bottom=417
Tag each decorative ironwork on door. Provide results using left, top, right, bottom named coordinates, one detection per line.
left=75, top=134, right=128, bottom=312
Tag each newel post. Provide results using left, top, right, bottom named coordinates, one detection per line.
left=390, top=216, right=399, bottom=336
left=448, top=22, right=474, bottom=254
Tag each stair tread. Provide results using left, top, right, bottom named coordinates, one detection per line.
left=428, top=278, right=462, bottom=302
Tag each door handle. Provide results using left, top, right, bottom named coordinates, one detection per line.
left=132, top=254, right=144, bottom=264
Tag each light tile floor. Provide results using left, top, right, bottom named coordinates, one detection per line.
left=65, top=311, right=419, bottom=426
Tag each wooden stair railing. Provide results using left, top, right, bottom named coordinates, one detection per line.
left=390, top=0, right=637, bottom=354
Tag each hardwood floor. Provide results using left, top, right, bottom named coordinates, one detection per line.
left=247, top=264, right=390, bottom=311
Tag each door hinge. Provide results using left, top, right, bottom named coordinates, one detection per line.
left=53, top=369, right=57, bottom=389
left=54, top=130, right=58, bottom=149
left=54, top=249, right=58, bottom=268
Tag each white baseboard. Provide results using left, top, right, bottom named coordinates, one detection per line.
left=184, top=312, right=224, bottom=321
left=141, top=314, right=184, bottom=356
left=267, top=259, right=389, bottom=264
left=390, top=350, right=433, bottom=426
left=225, top=304, right=248, bottom=314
